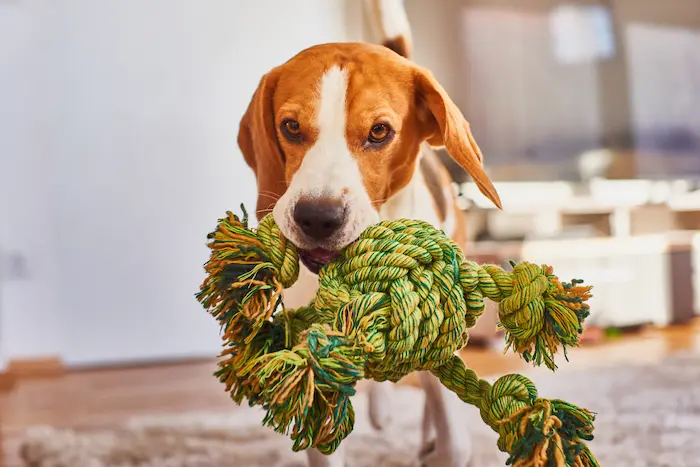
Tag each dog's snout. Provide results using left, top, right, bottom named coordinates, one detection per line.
left=293, top=198, right=346, bottom=240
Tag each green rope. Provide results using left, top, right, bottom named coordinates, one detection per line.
left=196, top=208, right=599, bottom=466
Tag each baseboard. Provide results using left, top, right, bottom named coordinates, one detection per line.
left=6, top=356, right=65, bottom=379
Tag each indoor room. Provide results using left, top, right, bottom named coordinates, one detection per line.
left=1, top=1, right=699, bottom=466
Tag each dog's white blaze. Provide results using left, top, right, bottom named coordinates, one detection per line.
left=273, top=66, right=378, bottom=249
left=290, top=67, right=356, bottom=197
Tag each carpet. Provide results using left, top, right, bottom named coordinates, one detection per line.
left=19, top=352, right=700, bottom=467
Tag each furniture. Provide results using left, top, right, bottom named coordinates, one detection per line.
left=525, top=232, right=697, bottom=327
left=457, top=179, right=700, bottom=330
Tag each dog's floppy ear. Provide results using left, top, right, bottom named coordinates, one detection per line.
left=414, top=66, right=502, bottom=209
left=238, top=69, right=287, bottom=221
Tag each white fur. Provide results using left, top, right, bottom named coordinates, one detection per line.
left=273, top=66, right=379, bottom=251
left=442, top=182, right=457, bottom=238
left=379, top=153, right=442, bottom=228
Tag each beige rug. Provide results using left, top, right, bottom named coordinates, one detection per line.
left=20, top=352, right=700, bottom=467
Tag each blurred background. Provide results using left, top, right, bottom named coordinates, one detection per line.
left=1, top=1, right=699, bottom=466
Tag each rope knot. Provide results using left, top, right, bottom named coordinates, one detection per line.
left=315, top=219, right=470, bottom=381
left=254, top=213, right=300, bottom=289
left=498, top=262, right=593, bottom=370
left=478, top=375, right=597, bottom=467
left=481, top=374, right=538, bottom=452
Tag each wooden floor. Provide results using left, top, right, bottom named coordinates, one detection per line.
left=2, top=322, right=699, bottom=466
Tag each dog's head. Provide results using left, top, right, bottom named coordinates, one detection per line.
left=238, top=43, right=500, bottom=273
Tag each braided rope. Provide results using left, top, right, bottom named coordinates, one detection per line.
left=196, top=209, right=598, bottom=466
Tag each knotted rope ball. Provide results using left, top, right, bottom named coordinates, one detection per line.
left=196, top=208, right=599, bottom=467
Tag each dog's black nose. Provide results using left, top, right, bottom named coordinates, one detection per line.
left=293, top=198, right=346, bottom=240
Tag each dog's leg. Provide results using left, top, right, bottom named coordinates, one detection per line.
left=417, top=371, right=473, bottom=467
left=367, top=380, right=393, bottom=430
left=419, top=374, right=436, bottom=456
left=307, top=446, right=346, bottom=467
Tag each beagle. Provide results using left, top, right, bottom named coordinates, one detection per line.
left=238, top=2, right=501, bottom=466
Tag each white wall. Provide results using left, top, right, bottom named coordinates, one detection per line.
left=0, top=2, right=63, bottom=366
left=0, top=0, right=364, bottom=367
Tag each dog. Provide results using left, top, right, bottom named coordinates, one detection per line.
left=237, top=2, right=501, bottom=465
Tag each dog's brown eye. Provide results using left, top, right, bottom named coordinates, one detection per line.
left=368, top=123, right=392, bottom=144
left=281, top=119, right=302, bottom=141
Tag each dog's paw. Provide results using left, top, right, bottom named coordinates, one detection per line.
left=306, top=449, right=346, bottom=467
left=418, top=438, right=436, bottom=461
left=418, top=436, right=473, bottom=467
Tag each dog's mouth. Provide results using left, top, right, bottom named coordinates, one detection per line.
left=298, top=248, right=340, bottom=274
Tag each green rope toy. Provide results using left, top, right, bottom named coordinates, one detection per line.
left=196, top=208, right=599, bottom=467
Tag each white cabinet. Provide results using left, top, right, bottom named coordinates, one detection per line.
left=520, top=233, right=698, bottom=327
